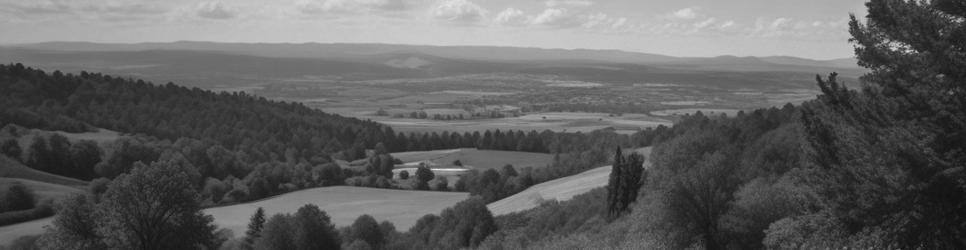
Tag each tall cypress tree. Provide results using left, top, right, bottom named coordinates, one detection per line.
left=607, top=148, right=646, bottom=219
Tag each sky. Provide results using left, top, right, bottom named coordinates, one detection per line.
left=0, top=0, right=869, bottom=59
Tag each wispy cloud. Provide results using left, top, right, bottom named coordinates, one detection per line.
left=544, top=0, right=594, bottom=8
left=196, top=2, right=237, bottom=19
left=494, top=8, right=528, bottom=26
left=0, top=0, right=167, bottom=21
left=295, top=0, right=410, bottom=15
left=431, top=0, right=488, bottom=25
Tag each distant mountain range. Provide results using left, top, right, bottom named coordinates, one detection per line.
left=6, top=41, right=859, bottom=69
left=0, top=41, right=866, bottom=90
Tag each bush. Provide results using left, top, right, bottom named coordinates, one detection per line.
left=2, top=182, right=35, bottom=212
left=0, top=139, right=21, bottom=160
left=0, top=202, right=53, bottom=226
left=348, top=215, right=384, bottom=248
left=5, top=235, right=41, bottom=250
left=433, top=176, right=449, bottom=191
left=398, top=170, right=409, bottom=180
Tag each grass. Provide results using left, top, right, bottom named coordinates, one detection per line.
left=0, top=156, right=88, bottom=188
left=487, top=165, right=612, bottom=216
left=0, top=178, right=84, bottom=244
left=0, top=217, right=53, bottom=244
left=204, top=186, right=469, bottom=234
left=0, top=178, right=84, bottom=203
left=370, top=112, right=673, bottom=134
left=486, top=147, right=652, bottom=216
left=391, top=148, right=553, bottom=170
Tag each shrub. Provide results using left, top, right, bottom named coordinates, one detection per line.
left=3, top=182, right=35, bottom=212
left=0, top=202, right=53, bottom=226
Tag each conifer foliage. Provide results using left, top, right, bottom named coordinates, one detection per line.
left=798, top=0, right=966, bottom=248
left=606, top=148, right=645, bottom=219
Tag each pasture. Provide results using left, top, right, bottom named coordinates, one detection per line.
left=374, top=112, right=672, bottom=134
left=0, top=178, right=84, bottom=202
left=487, top=147, right=652, bottom=215
left=0, top=156, right=88, bottom=188
left=487, top=165, right=612, bottom=215
left=391, top=148, right=554, bottom=171
left=204, top=186, right=469, bottom=234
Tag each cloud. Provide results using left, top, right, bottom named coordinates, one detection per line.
left=744, top=17, right=849, bottom=39
left=544, top=0, right=594, bottom=8
left=196, top=2, right=237, bottom=19
left=431, top=0, right=487, bottom=24
left=611, top=17, right=627, bottom=29
left=531, top=8, right=580, bottom=28
left=670, top=7, right=697, bottom=20
left=495, top=8, right=528, bottom=26
left=693, top=18, right=716, bottom=29
left=295, top=0, right=409, bottom=15
left=528, top=8, right=624, bottom=30
left=0, top=1, right=73, bottom=15
left=0, top=0, right=167, bottom=21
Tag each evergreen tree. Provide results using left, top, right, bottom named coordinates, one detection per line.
left=244, top=207, right=266, bottom=250
left=606, top=148, right=645, bottom=219
left=797, top=0, right=966, bottom=248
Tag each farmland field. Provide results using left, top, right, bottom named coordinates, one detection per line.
left=204, top=186, right=469, bottom=233
left=0, top=178, right=84, bottom=202
left=487, top=147, right=651, bottom=215
left=487, top=165, right=613, bottom=215
left=0, top=156, right=88, bottom=188
left=391, top=148, right=554, bottom=170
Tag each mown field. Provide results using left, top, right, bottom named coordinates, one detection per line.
left=487, top=147, right=651, bottom=215
left=0, top=156, right=87, bottom=188
left=391, top=148, right=554, bottom=170
left=204, top=186, right=469, bottom=234
left=368, top=112, right=673, bottom=134
left=0, top=178, right=83, bottom=203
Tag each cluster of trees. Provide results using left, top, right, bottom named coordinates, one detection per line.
left=229, top=196, right=495, bottom=250
left=38, top=160, right=224, bottom=250
left=238, top=205, right=342, bottom=250
left=8, top=133, right=102, bottom=181
left=477, top=96, right=807, bottom=249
